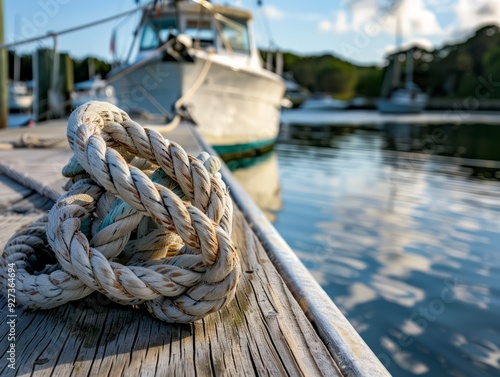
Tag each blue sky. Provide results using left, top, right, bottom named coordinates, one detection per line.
left=4, top=0, right=500, bottom=65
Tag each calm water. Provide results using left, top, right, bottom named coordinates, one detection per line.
left=232, top=112, right=500, bottom=377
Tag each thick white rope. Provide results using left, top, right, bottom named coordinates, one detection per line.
left=0, top=101, right=240, bottom=323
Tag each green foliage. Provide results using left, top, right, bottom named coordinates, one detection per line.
left=483, top=46, right=500, bottom=98
left=7, top=52, right=32, bottom=81
left=356, top=66, right=384, bottom=97
left=425, top=24, right=500, bottom=97
left=6, top=52, right=112, bottom=85
left=275, top=23, right=500, bottom=99
left=8, top=23, right=500, bottom=101
left=72, top=57, right=112, bottom=83
left=457, top=72, right=479, bottom=98
left=280, top=53, right=359, bottom=98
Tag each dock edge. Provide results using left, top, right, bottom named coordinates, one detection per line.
left=193, top=128, right=391, bottom=377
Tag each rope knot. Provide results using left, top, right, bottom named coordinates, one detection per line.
left=1, top=101, right=240, bottom=323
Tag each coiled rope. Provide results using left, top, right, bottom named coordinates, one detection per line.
left=0, top=101, right=241, bottom=323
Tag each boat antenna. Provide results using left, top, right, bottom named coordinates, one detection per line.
left=254, top=0, right=277, bottom=70
left=255, top=0, right=275, bottom=49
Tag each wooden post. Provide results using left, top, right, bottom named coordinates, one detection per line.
left=0, top=0, right=8, bottom=129
left=33, top=49, right=52, bottom=122
left=60, top=52, right=74, bottom=114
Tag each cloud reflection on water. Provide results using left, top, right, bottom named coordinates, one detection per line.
left=265, top=129, right=500, bottom=376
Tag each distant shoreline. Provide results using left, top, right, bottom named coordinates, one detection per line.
left=281, top=109, right=500, bottom=126
left=342, top=98, right=500, bottom=111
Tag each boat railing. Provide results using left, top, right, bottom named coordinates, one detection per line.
left=190, top=0, right=233, bottom=55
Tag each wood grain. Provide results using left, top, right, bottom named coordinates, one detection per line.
left=0, top=123, right=343, bottom=376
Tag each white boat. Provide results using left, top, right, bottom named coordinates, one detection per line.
left=71, top=76, right=117, bottom=109
left=377, top=11, right=428, bottom=115
left=377, top=48, right=428, bottom=114
left=284, top=78, right=309, bottom=108
left=301, top=93, right=348, bottom=111
left=8, top=81, right=33, bottom=111
left=9, top=44, right=34, bottom=112
left=376, top=86, right=428, bottom=114
left=107, top=0, right=285, bottom=158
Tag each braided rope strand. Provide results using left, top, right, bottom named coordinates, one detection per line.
left=0, top=101, right=240, bottom=323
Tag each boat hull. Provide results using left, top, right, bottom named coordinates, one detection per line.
left=376, top=99, right=427, bottom=114
left=9, top=95, right=33, bottom=111
left=8, top=84, right=33, bottom=111
left=109, top=58, right=285, bottom=157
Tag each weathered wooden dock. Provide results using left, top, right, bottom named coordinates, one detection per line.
left=0, top=120, right=389, bottom=376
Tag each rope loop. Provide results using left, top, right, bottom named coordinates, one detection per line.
left=1, top=101, right=240, bottom=323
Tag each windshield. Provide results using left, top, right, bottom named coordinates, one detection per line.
left=184, top=19, right=215, bottom=48
left=139, top=19, right=177, bottom=50
left=220, top=17, right=250, bottom=54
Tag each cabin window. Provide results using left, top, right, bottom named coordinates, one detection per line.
left=184, top=19, right=215, bottom=48
left=220, top=18, right=250, bottom=54
left=139, top=19, right=177, bottom=50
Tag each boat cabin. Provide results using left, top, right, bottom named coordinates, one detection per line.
left=133, top=1, right=257, bottom=63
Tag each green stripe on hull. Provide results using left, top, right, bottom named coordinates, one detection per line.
left=212, top=138, right=276, bottom=162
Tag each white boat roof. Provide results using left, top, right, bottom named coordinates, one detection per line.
left=156, top=1, right=253, bottom=20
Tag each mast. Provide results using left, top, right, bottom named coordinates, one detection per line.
left=275, top=50, right=283, bottom=76
left=391, top=8, right=402, bottom=92
left=88, top=57, right=95, bottom=79
left=405, top=49, right=413, bottom=88
left=395, top=9, right=402, bottom=55
left=266, top=51, right=272, bottom=71
left=380, top=56, right=394, bottom=98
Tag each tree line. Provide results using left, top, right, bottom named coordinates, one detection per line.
left=272, top=24, right=500, bottom=99
left=7, top=23, right=500, bottom=100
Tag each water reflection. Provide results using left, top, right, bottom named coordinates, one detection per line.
left=228, top=152, right=282, bottom=222
left=233, top=120, right=500, bottom=377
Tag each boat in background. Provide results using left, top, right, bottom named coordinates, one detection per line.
left=108, top=0, right=285, bottom=159
left=377, top=49, right=428, bottom=114
left=8, top=81, right=33, bottom=112
left=8, top=44, right=34, bottom=113
left=284, top=76, right=309, bottom=108
left=71, top=75, right=117, bottom=109
left=376, top=86, right=427, bottom=113
left=301, top=93, right=348, bottom=111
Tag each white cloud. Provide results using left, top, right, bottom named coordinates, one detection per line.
left=318, top=10, right=350, bottom=34
left=262, top=5, right=285, bottom=21
left=350, top=0, right=379, bottom=30
left=263, top=6, right=323, bottom=23
left=318, top=20, right=333, bottom=33
left=379, top=0, right=443, bottom=37
left=334, top=11, right=350, bottom=33
left=318, top=0, right=443, bottom=37
left=383, top=37, right=434, bottom=55
left=453, top=0, right=500, bottom=34
left=315, top=3, right=376, bottom=35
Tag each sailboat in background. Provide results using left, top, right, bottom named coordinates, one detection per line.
left=8, top=33, right=33, bottom=112
left=8, top=80, right=33, bottom=112
left=376, top=48, right=428, bottom=113
left=376, top=9, right=427, bottom=114
left=71, top=59, right=116, bottom=108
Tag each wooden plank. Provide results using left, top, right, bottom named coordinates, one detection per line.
left=195, top=127, right=391, bottom=377
left=0, top=124, right=343, bottom=376
left=0, top=185, right=341, bottom=377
